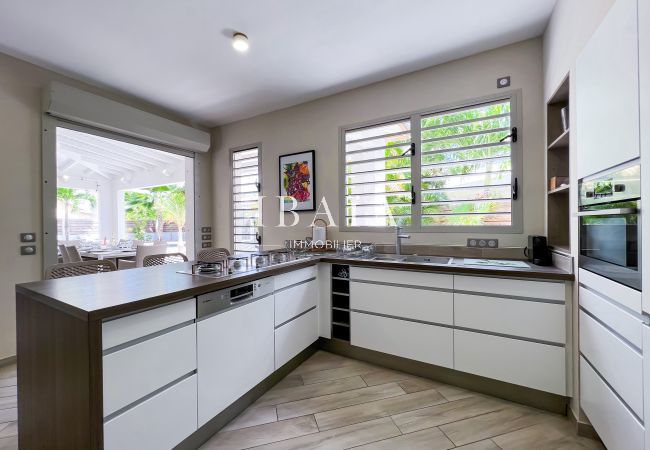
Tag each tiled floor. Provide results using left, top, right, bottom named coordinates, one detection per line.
left=0, top=353, right=604, bottom=450
left=0, top=363, right=17, bottom=450
left=201, top=351, right=604, bottom=450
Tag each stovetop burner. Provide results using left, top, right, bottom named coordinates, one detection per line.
left=178, top=250, right=313, bottom=278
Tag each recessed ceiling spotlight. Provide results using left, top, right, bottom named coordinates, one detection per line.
left=232, top=32, right=249, bottom=52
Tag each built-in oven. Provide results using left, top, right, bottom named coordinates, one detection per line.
left=578, top=161, right=641, bottom=291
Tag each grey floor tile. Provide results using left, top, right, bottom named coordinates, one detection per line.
left=222, top=406, right=278, bottom=432
left=315, top=389, right=447, bottom=431
left=353, top=426, right=454, bottom=450
left=251, top=417, right=401, bottom=450
left=255, top=376, right=367, bottom=408
left=276, top=383, right=405, bottom=421
left=200, top=416, right=318, bottom=450
left=492, top=417, right=605, bottom=449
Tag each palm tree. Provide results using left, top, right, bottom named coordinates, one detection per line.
left=160, top=186, right=186, bottom=248
left=124, top=191, right=155, bottom=240
left=57, top=187, right=97, bottom=241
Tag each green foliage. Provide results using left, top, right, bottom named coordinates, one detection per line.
left=123, top=185, right=186, bottom=240
left=57, top=187, right=97, bottom=241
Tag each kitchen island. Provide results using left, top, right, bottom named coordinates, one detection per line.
left=16, top=255, right=573, bottom=449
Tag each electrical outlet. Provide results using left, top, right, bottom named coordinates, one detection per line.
left=497, top=76, right=510, bottom=88
left=467, top=238, right=499, bottom=248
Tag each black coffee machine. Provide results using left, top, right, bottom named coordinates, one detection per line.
left=525, top=235, right=552, bottom=266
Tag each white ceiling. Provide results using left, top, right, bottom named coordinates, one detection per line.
left=57, top=127, right=184, bottom=181
left=0, top=0, right=556, bottom=126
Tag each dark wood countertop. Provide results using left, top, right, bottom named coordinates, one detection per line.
left=325, top=256, right=574, bottom=281
left=16, top=256, right=573, bottom=322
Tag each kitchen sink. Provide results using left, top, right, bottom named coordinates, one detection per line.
left=402, top=255, right=451, bottom=265
left=371, top=255, right=405, bottom=262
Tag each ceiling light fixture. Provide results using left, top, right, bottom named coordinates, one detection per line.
left=232, top=32, right=249, bottom=52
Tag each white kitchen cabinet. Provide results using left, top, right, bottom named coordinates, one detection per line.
left=275, top=307, right=319, bottom=368
left=275, top=265, right=317, bottom=290
left=643, top=324, right=650, bottom=450
left=640, top=0, right=650, bottom=315
left=350, top=281, right=453, bottom=325
left=351, top=311, right=453, bottom=368
left=579, top=268, right=642, bottom=313
left=579, top=311, right=643, bottom=417
left=275, top=279, right=317, bottom=326
left=350, top=266, right=452, bottom=289
left=104, top=374, right=197, bottom=450
left=454, top=293, right=565, bottom=344
left=454, top=275, right=565, bottom=301
left=102, top=298, right=195, bottom=350
left=197, top=295, right=275, bottom=426
left=579, top=286, right=643, bottom=349
left=580, top=357, right=644, bottom=450
left=103, top=323, right=196, bottom=417
left=576, top=0, right=640, bottom=178
left=454, top=330, right=566, bottom=395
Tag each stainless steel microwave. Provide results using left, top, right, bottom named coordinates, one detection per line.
left=578, top=162, right=641, bottom=291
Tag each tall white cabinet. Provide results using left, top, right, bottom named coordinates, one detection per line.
left=576, top=0, right=640, bottom=179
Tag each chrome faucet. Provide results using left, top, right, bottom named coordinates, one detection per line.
left=395, top=226, right=410, bottom=256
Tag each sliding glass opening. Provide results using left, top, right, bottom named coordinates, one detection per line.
left=49, top=124, right=195, bottom=268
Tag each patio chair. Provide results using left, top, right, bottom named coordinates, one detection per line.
left=196, top=247, right=230, bottom=263
left=119, top=243, right=168, bottom=269
left=58, top=244, right=70, bottom=263
left=65, top=245, right=83, bottom=263
left=143, top=253, right=188, bottom=267
left=45, top=260, right=117, bottom=279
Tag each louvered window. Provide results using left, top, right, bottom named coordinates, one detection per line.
left=232, top=147, right=260, bottom=252
left=341, top=95, right=519, bottom=231
left=420, top=99, right=513, bottom=227
left=343, top=119, right=413, bottom=227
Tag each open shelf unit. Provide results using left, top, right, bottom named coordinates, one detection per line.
left=546, top=75, right=571, bottom=252
left=331, top=264, right=350, bottom=341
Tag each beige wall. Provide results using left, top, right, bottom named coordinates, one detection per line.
left=0, top=51, right=211, bottom=360
left=542, top=0, right=615, bottom=421
left=213, top=38, right=544, bottom=251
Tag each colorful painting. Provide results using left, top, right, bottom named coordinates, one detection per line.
left=279, top=150, right=315, bottom=211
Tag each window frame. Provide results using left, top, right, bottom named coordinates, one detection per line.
left=230, top=143, right=263, bottom=253
left=339, top=91, right=523, bottom=234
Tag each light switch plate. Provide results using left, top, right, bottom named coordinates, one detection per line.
left=201, top=226, right=212, bottom=233
left=20, top=232, right=36, bottom=242
left=202, top=234, right=212, bottom=241
left=21, top=245, right=37, bottom=255
left=467, top=238, right=499, bottom=248
left=202, top=242, right=212, bottom=248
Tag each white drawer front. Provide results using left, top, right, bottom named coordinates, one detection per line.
left=579, top=286, right=643, bottom=349
left=454, top=293, right=565, bottom=344
left=350, top=281, right=453, bottom=325
left=351, top=312, right=453, bottom=368
left=454, top=275, right=565, bottom=301
left=275, top=308, right=318, bottom=368
left=579, top=268, right=642, bottom=313
left=102, top=299, right=195, bottom=350
left=580, top=357, right=644, bottom=450
left=350, top=267, right=453, bottom=290
left=275, top=265, right=316, bottom=290
left=275, top=279, right=318, bottom=326
left=579, top=310, right=643, bottom=417
left=103, top=323, right=196, bottom=417
left=104, top=374, right=197, bottom=450
left=454, top=330, right=565, bottom=395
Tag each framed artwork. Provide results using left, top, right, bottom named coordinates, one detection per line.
left=279, top=150, right=316, bottom=211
